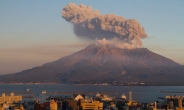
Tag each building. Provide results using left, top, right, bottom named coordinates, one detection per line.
left=73, top=94, right=85, bottom=101
left=0, top=104, right=25, bottom=110
left=50, top=100, right=57, bottom=110
left=81, top=101, right=103, bottom=110
left=165, top=95, right=184, bottom=110
left=0, top=93, right=22, bottom=104
left=62, top=100, right=78, bottom=110
left=34, top=103, right=46, bottom=110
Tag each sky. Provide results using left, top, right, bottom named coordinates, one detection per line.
left=0, top=0, right=184, bottom=75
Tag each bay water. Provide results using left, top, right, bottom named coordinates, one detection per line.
left=1, top=84, right=184, bottom=103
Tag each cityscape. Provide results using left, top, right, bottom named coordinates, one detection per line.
left=1, top=91, right=184, bottom=110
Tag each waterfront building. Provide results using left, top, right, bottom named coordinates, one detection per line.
left=0, top=93, right=22, bottom=104
left=165, top=95, right=184, bottom=110
left=126, top=91, right=137, bottom=106
left=121, top=93, right=126, bottom=100
left=165, top=95, right=183, bottom=108
left=95, top=93, right=113, bottom=101
left=129, top=91, right=132, bottom=101
left=120, top=91, right=142, bottom=110
left=74, top=94, right=85, bottom=101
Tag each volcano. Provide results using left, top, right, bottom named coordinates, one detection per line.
left=1, top=44, right=184, bottom=85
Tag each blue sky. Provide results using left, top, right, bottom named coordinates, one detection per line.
left=0, top=0, right=184, bottom=74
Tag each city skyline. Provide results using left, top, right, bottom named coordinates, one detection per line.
left=0, top=0, right=184, bottom=74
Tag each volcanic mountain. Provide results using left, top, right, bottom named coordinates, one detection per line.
left=1, top=44, right=184, bottom=85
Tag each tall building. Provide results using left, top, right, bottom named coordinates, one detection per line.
left=129, top=91, right=132, bottom=101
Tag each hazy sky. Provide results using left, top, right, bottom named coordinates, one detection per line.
left=0, top=0, right=184, bottom=75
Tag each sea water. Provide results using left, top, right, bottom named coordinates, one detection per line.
left=1, top=84, right=184, bottom=103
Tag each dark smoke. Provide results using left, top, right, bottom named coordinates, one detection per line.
left=62, top=3, right=147, bottom=49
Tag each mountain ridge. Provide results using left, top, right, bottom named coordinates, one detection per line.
left=0, top=44, right=184, bottom=85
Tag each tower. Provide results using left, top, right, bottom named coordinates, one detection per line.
left=129, top=91, right=132, bottom=101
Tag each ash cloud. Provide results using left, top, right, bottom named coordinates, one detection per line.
left=62, top=3, right=147, bottom=49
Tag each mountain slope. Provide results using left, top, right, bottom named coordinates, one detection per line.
left=0, top=44, right=184, bottom=85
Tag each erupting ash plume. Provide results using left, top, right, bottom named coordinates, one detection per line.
left=62, top=3, right=147, bottom=49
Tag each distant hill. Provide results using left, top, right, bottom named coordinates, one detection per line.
left=0, top=44, right=184, bottom=85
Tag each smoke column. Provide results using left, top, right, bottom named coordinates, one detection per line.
left=62, top=3, right=147, bottom=49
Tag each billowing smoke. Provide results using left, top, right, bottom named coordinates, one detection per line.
left=96, top=38, right=140, bottom=49
left=62, top=3, right=147, bottom=49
